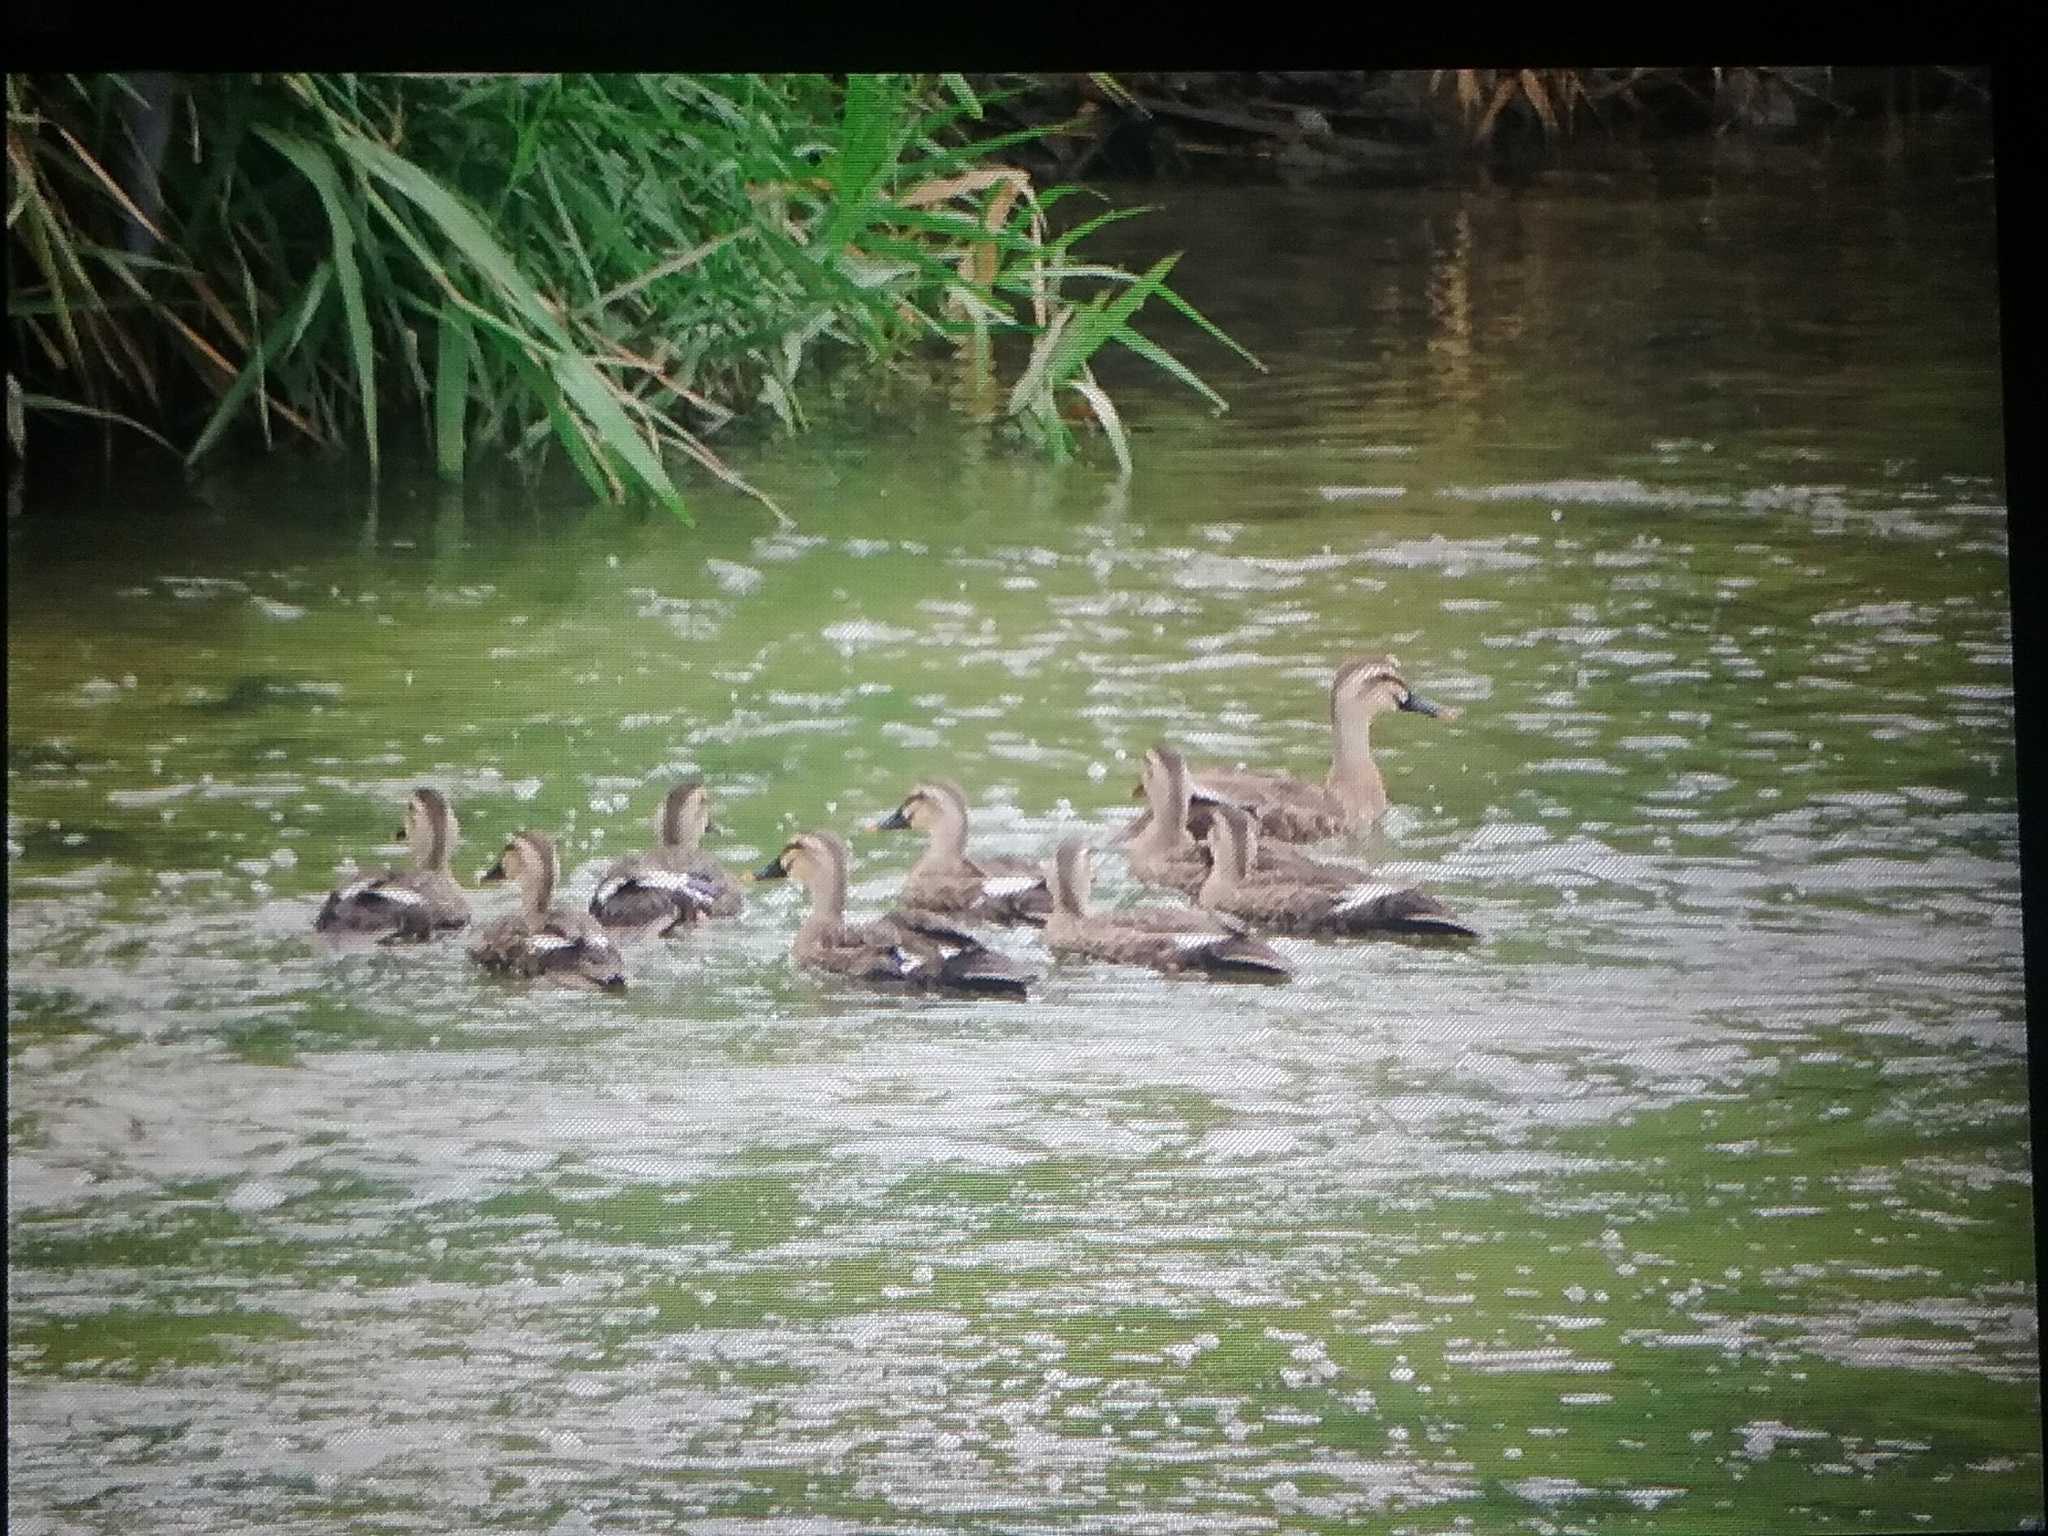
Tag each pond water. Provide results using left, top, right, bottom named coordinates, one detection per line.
left=8, top=129, right=2035, bottom=1533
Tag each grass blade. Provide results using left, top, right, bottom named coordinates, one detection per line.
left=254, top=127, right=380, bottom=477
left=434, top=303, right=472, bottom=479
left=185, top=261, right=333, bottom=467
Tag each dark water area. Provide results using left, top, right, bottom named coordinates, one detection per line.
left=8, top=127, right=2034, bottom=1533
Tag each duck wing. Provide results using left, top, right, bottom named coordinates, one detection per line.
left=1250, top=842, right=1360, bottom=888
left=964, top=858, right=1054, bottom=925
left=1187, top=770, right=1345, bottom=844
left=681, top=853, right=746, bottom=917
left=317, top=869, right=443, bottom=939
left=881, top=910, right=1033, bottom=998
left=529, top=909, right=629, bottom=989
left=590, top=856, right=728, bottom=932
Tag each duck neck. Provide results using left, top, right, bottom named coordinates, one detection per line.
left=660, top=796, right=701, bottom=855
left=1135, top=779, right=1195, bottom=858
left=1197, top=848, right=1237, bottom=907
left=519, top=862, right=554, bottom=920
left=1325, top=705, right=1388, bottom=822
left=912, top=809, right=970, bottom=875
left=798, top=862, right=848, bottom=932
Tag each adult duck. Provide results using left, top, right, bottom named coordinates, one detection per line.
left=1186, top=654, right=1457, bottom=842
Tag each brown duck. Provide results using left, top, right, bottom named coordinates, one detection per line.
left=589, top=780, right=744, bottom=933
left=755, top=830, right=1034, bottom=998
left=1198, top=804, right=1480, bottom=940
left=1043, top=839, right=1291, bottom=981
left=1184, top=654, right=1457, bottom=842
left=872, top=778, right=1051, bottom=925
left=314, top=786, right=470, bottom=941
left=469, top=830, right=628, bottom=991
left=1125, top=744, right=1364, bottom=900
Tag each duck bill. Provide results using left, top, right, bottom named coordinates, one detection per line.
left=752, top=858, right=789, bottom=881
left=1399, top=690, right=1457, bottom=720
left=871, top=807, right=912, bottom=832
left=479, top=858, right=507, bottom=883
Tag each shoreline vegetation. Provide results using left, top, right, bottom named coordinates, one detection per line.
left=7, top=69, right=1990, bottom=522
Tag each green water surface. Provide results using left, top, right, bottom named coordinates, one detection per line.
left=7, top=128, right=2034, bottom=1534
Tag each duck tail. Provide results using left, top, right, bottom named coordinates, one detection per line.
left=939, top=949, right=1034, bottom=999
left=1344, top=886, right=1481, bottom=940
left=1196, top=936, right=1293, bottom=982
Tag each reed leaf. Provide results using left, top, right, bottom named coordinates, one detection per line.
left=433, top=302, right=472, bottom=479
left=184, top=261, right=332, bottom=468
left=254, top=127, right=380, bottom=477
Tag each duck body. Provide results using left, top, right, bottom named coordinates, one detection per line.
left=1043, top=839, right=1291, bottom=982
left=590, top=781, right=743, bottom=932
left=874, top=779, right=1052, bottom=925
left=761, top=831, right=1035, bottom=999
left=470, top=831, right=628, bottom=991
left=1184, top=655, right=1456, bottom=843
left=315, top=787, right=470, bottom=942
left=1199, top=805, right=1479, bottom=941
left=1125, top=745, right=1369, bottom=899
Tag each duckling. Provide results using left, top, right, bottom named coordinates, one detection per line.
left=314, top=786, right=470, bottom=941
left=469, top=830, right=628, bottom=991
left=755, top=830, right=1033, bottom=998
left=1199, top=804, right=1480, bottom=940
left=872, top=778, right=1051, bottom=925
left=1125, top=744, right=1364, bottom=899
left=1043, top=839, right=1291, bottom=981
left=1185, top=655, right=1457, bottom=842
left=589, top=780, right=744, bottom=933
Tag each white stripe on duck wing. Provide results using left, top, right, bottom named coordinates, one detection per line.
left=589, top=861, right=730, bottom=934
left=529, top=916, right=629, bottom=990
left=880, top=910, right=1036, bottom=998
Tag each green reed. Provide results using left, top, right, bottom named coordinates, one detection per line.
left=7, top=73, right=1254, bottom=522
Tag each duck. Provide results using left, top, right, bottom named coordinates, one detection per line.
left=872, top=778, right=1052, bottom=925
left=589, top=780, right=744, bottom=933
left=754, top=830, right=1034, bottom=998
left=1182, top=654, right=1457, bottom=843
left=1043, top=839, right=1291, bottom=980
left=1124, top=744, right=1365, bottom=900
left=314, top=786, right=471, bottom=941
left=1198, top=803, right=1480, bottom=940
left=469, top=830, right=628, bottom=991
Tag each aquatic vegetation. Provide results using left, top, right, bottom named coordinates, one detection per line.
left=7, top=73, right=1252, bottom=519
